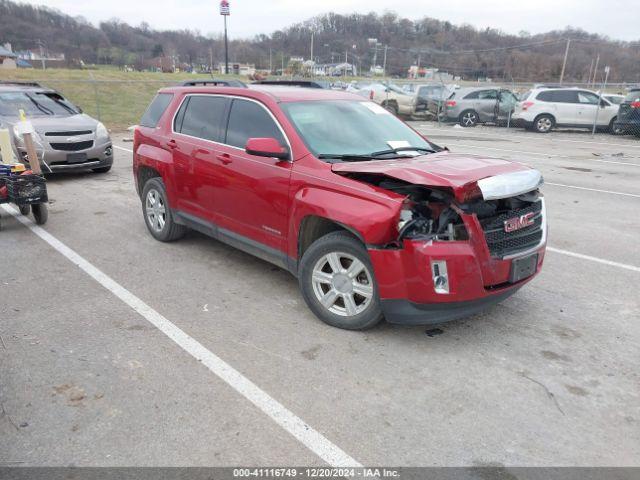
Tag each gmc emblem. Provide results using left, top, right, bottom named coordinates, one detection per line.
left=504, top=212, right=535, bottom=233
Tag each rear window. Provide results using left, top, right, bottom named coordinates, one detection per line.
left=140, top=93, right=173, bottom=128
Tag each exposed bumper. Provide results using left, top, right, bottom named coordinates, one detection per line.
left=19, top=141, right=113, bottom=173
left=381, top=287, right=521, bottom=325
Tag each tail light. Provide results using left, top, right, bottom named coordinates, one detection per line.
left=445, top=100, right=456, bottom=107
left=522, top=101, right=535, bottom=111
left=369, top=90, right=374, bottom=100
left=631, top=101, right=640, bottom=109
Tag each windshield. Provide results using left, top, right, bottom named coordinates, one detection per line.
left=281, top=100, right=433, bottom=158
left=0, top=91, right=80, bottom=117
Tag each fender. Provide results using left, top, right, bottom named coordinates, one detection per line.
left=135, top=143, right=178, bottom=207
left=287, top=186, right=403, bottom=259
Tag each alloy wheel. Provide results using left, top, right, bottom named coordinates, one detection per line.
left=311, top=252, right=374, bottom=317
left=462, top=112, right=477, bottom=126
left=537, top=117, right=553, bottom=132
left=145, top=188, right=166, bottom=233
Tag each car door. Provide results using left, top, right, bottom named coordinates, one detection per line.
left=475, top=89, right=498, bottom=122
left=170, top=94, right=229, bottom=223
left=214, top=97, right=293, bottom=252
left=551, top=90, right=580, bottom=125
left=575, top=91, right=601, bottom=126
left=497, top=90, right=518, bottom=121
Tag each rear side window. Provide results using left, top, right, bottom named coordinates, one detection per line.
left=465, top=90, right=497, bottom=100
left=547, top=90, right=578, bottom=103
left=536, top=91, right=554, bottom=102
left=176, top=95, right=228, bottom=142
left=225, top=99, right=285, bottom=149
left=140, top=93, right=173, bottom=128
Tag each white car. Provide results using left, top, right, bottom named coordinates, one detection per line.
left=512, top=88, right=619, bottom=133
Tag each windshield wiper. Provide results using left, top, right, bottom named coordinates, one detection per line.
left=369, top=146, right=436, bottom=157
left=317, top=153, right=375, bottom=162
left=25, top=94, right=54, bottom=116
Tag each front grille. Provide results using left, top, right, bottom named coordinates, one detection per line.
left=45, top=130, right=93, bottom=137
left=49, top=141, right=94, bottom=152
left=480, top=201, right=544, bottom=258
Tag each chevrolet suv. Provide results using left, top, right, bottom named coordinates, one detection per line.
left=0, top=82, right=113, bottom=173
left=133, top=85, right=547, bottom=330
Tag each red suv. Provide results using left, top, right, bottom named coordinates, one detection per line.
left=133, top=84, right=546, bottom=330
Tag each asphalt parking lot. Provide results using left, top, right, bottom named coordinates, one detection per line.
left=1, top=123, right=639, bottom=467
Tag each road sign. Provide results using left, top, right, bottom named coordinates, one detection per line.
left=220, top=0, right=230, bottom=16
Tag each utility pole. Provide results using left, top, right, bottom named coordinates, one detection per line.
left=592, top=65, right=610, bottom=136
left=310, top=32, right=314, bottom=63
left=269, top=48, right=273, bottom=74
left=559, top=38, right=571, bottom=84
left=587, top=58, right=594, bottom=85
left=592, top=54, right=600, bottom=87
left=220, top=1, right=230, bottom=74
left=209, top=47, right=214, bottom=73
left=383, top=45, right=388, bottom=77
left=37, top=39, right=46, bottom=70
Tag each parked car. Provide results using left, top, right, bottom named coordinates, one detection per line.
left=133, top=85, right=546, bottom=330
left=603, top=94, right=625, bottom=105
left=0, top=81, right=113, bottom=173
left=365, top=83, right=416, bottom=117
left=512, top=87, right=618, bottom=133
left=442, top=87, right=519, bottom=127
left=612, top=89, right=640, bottom=136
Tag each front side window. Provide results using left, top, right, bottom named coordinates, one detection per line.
left=176, top=95, right=227, bottom=142
left=225, top=99, right=285, bottom=149
left=281, top=100, right=433, bottom=158
left=577, top=92, right=599, bottom=105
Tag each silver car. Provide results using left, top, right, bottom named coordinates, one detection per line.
left=442, top=87, right=519, bottom=127
left=0, top=82, right=113, bottom=173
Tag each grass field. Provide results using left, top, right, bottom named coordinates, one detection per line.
left=0, top=68, right=245, bottom=131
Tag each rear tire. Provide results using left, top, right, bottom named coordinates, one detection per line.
left=533, top=114, right=554, bottom=133
left=32, top=203, right=48, bottom=225
left=298, top=231, right=383, bottom=330
left=19, top=205, right=31, bottom=216
left=141, top=177, right=186, bottom=242
left=459, top=110, right=479, bottom=127
left=382, top=101, right=399, bottom=116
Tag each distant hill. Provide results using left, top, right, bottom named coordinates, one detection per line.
left=1, top=0, right=638, bottom=82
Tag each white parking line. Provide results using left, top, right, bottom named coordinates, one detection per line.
left=114, top=145, right=133, bottom=153
left=1, top=204, right=361, bottom=468
left=547, top=247, right=640, bottom=273
left=545, top=183, right=640, bottom=198
left=418, top=125, right=640, bottom=149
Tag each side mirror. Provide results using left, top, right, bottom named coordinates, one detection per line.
left=245, top=137, right=289, bottom=160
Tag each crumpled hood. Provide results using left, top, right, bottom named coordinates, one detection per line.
left=331, top=151, right=541, bottom=201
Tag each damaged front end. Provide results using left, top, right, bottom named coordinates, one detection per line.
left=333, top=164, right=546, bottom=318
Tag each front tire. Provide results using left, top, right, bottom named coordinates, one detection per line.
left=609, top=117, right=624, bottom=135
left=298, top=231, right=383, bottom=330
left=141, top=177, right=186, bottom=242
left=459, top=110, right=479, bottom=127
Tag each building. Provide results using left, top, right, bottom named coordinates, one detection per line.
left=0, top=43, right=17, bottom=69
left=218, top=63, right=256, bottom=76
left=17, top=49, right=66, bottom=68
left=408, top=65, right=454, bottom=82
left=312, top=62, right=358, bottom=77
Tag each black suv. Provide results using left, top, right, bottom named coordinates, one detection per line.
left=613, top=89, right=640, bottom=136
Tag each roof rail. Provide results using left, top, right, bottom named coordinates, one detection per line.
left=0, top=81, right=42, bottom=87
left=181, top=79, right=247, bottom=88
left=252, top=80, right=326, bottom=89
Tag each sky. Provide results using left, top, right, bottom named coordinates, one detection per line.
left=28, top=0, right=639, bottom=41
